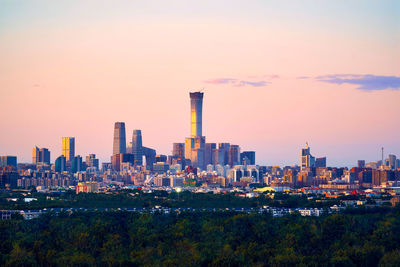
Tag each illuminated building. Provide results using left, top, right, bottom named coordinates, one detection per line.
left=132, top=130, right=143, bottom=165
left=32, top=147, right=50, bottom=164
left=62, top=137, right=75, bottom=162
left=113, top=122, right=126, bottom=155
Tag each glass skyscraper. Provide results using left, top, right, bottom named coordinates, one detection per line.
left=62, top=137, right=75, bottom=162
left=132, top=129, right=143, bottom=165
left=113, top=122, right=126, bottom=155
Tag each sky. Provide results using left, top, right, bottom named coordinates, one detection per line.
left=0, top=0, right=399, bottom=167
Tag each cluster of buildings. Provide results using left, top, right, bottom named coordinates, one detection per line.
left=0, top=92, right=399, bottom=194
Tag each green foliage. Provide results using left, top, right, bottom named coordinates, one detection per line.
left=0, top=208, right=399, bottom=266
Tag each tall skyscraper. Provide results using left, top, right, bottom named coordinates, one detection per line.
left=62, top=137, right=75, bottom=162
left=190, top=92, right=204, bottom=137
left=205, top=143, right=216, bottom=165
left=185, top=92, right=206, bottom=169
left=32, top=147, right=50, bottom=164
left=301, top=142, right=315, bottom=171
left=388, top=154, right=397, bottom=169
left=86, top=154, right=99, bottom=170
left=132, top=130, right=143, bottom=165
left=71, top=155, right=83, bottom=173
left=113, top=122, right=126, bottom=155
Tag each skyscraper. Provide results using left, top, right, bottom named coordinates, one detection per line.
left=240, top=151, right=256, bottom=165
left=190, top=92, right=204, bottom=137
left=228, top=145, right=240, bottom=166
left=55, top=155, right=66, bottom=172
left=62, top=137, right=75, bottom=162
left=132, top=130, right=143, bottom=165
left=301, top=142, right=315, bottom=171
left=113, top=122, right=126, bottom=155
left=32, top=147, right=50, bottom=164
left=86, top=154, right=99, bottom=170
left=185, top=92, right=206, bottom=169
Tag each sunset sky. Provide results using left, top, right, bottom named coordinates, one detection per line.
left=1, top=0, right=399, bottom=167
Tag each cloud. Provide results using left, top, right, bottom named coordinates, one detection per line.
left=204, top=78, right=236, bottom=84
left=235, top=80, right=270, bottom=87
left=205, top=76, right=274, bottom=87
left=315, top=74, right=400, bottom=91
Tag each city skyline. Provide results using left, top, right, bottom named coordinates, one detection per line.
left=1, top=1, right=399, bottom=166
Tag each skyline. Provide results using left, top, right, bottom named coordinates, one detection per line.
left=1, top=0, right=400, bottom=166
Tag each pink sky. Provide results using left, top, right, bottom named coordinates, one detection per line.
left=0, top=1, right=399, bottom=166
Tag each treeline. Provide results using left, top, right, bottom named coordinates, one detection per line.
left=1, top=208, right=400, bottom=266
left=0, top=190, right=340, bottom=210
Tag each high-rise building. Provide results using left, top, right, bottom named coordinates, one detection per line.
left=301, top=142, right=315, bottom=171
left=113, top=122, right=126, bottom=155
left=212, top=149, right=225, bottom=165
left=32, top=147, right=50, bottom=164
left=86, top=154, right=99, bottom=170
left=240, top=151, right=256, bottom=165
left=228, top=145, right=240, bottom=166
left=71, top=155, right=83, bottom=173
left=388, top=154, right=397, bottom=169
left=156, top=154, right=168, bottom=163
left=185, top=92, right=206, bottom=169
left=205, top=143, right=216, bottom=165
left=218, top=143, right=230, bottom=165
left=358, top=160, right=366, bottom=168
left=0, top=156, right=17, bottom=168
left=172, top=143, right=185, bottom=158
left=55, top=155, right=66, bottom=172
left=143, top=146, right=156, bottom=170
left=111, top=153, right=134, bottom=171
left=62, top=137, right=75, bottom=162
left=315, top=157, right=326, bottom=168
left=131, top=130, right=143, bottom=165
left=190, top=92, right=204, bottom=137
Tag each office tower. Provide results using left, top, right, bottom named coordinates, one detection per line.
left=315, top=157, right=326, bottom=168
left=212, top=149, right=225, bottom=165
left=172, top=143, right=185, bottom=158
left=240, top=151, right=256, bottom=165
left=55, top=155, right=66, bottom=172
left=190, top=92, right=204, bottom=137
left=132, top=130, right=143, bottom=165
left=111, top=153, right=134, bottom=171
left=62, top=137, right=75, bottom=162
left=388, top=154, right=397, bottom=169
left=218, top=143, right=231, bottom=165
left=126, top=142, right=132, bottom=154
left=228, top=145, right=240, bottom=166
left=86, top=154, right=99, bottom=170
left=113, top=122, right=126, bottom=155
left=358, top=160, right=366, bottom=168
left=205, top=143, right=216, bottom=165
left=396, top=159, right=400, bottom=169
left=185, top=92, right=206, bottom=169
left=71, top=156, right=83, bottom=173
left=301, top=142, right=315, bottom=171
left=143, top=147, right=156, bottom=170
left=0, top=156, right=17, bottom=168
left=32, top=147, right=50, bottom=164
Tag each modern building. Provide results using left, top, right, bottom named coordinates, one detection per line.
left=184, top=91, right=206, bottom=169
left=228, top=145, right=240, bottom=166
left=131, top=130, right=143, bottom=165
left=62, top=137, right=75, bottom=162
left=113, top=122, right=126, bottom=155
left=86, top=154, right=99, bottom=170
left=172, top=143, right=185, bottom=158
left=240, top=151, right=256, bottom=165
left=218, top=143, right=231, bottom=165
left=357, top=160, right=366, bottom=168
left=32, top=147, right=50, bottom=164
left=71, top=155, right=83, bottom=173
left=315, top=157, right=326, bottom=168
left=143, top=146, right=156, bottom=170
left=111, top=153, right=134, bottom=171
left=388, top=154, right=397, bottom=170
left=205, top=143, right=216, bottom=165
left=55, top=155, right=66, bottom=172
left=0, top=156, right=17, bottom=168
left=301, top=142, right=315, bottom=171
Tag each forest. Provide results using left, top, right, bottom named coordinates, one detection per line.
left=1, top=207, right=400, bottom=266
